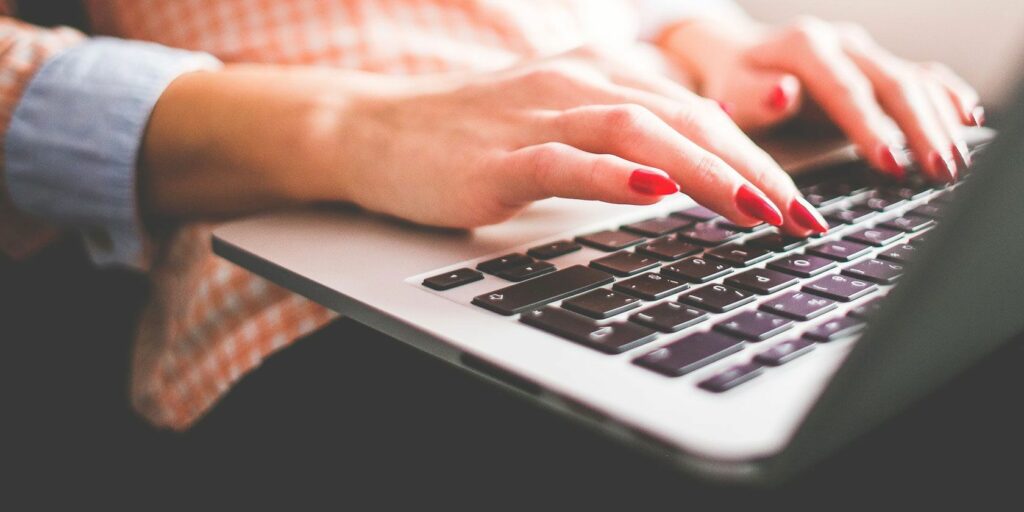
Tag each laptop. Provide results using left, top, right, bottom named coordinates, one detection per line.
left=211, top=80, right=1024, bottom=484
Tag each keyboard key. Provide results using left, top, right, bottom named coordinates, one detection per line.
left=880, top=215, right=935, bottom=233
left=725, top=268, right=799, bottom=295
left=877, top=243, right=917, bottom=263
left=676, top=223, right=742, bottom=246
left=576, top=230, right=645, bottom=251
left=826, top=205, right=877, bottom=225
left=472, top=265, right=613, bottom=315
left=630, top=302, right=709, bottom=332
left=706, top=244, right=772, bottom=267
left=681, top=284, right=755, bottom=313
left=746, top=232, right=808, bottom=252
left=672, top=205, right=719, bottom=222
left=845, top=227, right=903, bottom=247
left=496, top=260, right=556, bottom=282
left=804, top=316, right=866, bottom=342
left=477, top=253, right=532, bottom=274
left=622, top=216, right=692, bottom=237
left=715, top=220, right=768, bottom=233
left=760, top=291, right=838, bottom=321
left=562, top=289, right=641, bottom=319
left=849, top=296, right=884, bottom=319
left=715, top=311, right=794, bottom=341
left=911, top=203, right=944, bottom=219
left=910, top=231, right=932, bottom=246
left=698, top=363, right=764, bottom=392
left=863, top=193, right=906, bottom=211
left=803, top=273, right=877, bottom=302
left=661, top=256, right=732, bottom=283
left=879, top=184, right=933, bottom=201
left=614, top=272, right=689, bottom=300
left=842, top=259, right=904, bottom=284
left=527, top=240, right=581, bottom=260
left=521, top=307, right=656, bottom=354
left=589, top=251, right=660, bottom=276
left=636, top=236, right=702, bottom=261
left=755, top=338, right=816, bottom=366
left=634, top=331, right=744, bottom=377
left=806, top=239, right=872, bottom=262
left=422, top=268, right=484, bottom=291
left=767, top=254, right=837, bottom=278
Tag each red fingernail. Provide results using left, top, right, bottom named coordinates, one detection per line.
left=629, top=168, right=678, bottom=195
left=876, top=144, right=907, bottom=180
left=766, top=83, right=789, bottom=111
left=951, top=141, right=971, bottom=172
left=735, top=184, right=784, bottom=226
left=928, top=151, right=957, bottom=182
left=789, top=197, right=829, bottom=234
left=970, top=106, right=985, bottom=127
left=717, top=101, right=734, bottom=118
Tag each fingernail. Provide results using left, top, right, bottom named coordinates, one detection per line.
left=928, top=151, right=957, bottom=183
left=735, top=184, right=784, bottom=226
left=969, top=105, right=985, bottom=127
left=717, top=101, right=734, bottom=118
left=876, top=144, right=908, bottom=180
left=789, top=197, right=829, bottom=234
left=951, top=141, right=971, bottom=173
left=629, top=168, right=678, bottom=195
left=766, top=83, right=789, bottom=111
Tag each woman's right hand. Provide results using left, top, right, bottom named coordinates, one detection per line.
left=142, top=48, right=829, bottom=236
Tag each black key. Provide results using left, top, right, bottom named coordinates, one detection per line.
left=562, top=289, right=641, bottom=319
left=755, top=338, right=816, bottom=366
left=715, top=220, right=768, bottom=233
left=589, top=251, right=660, bottom=276
left=614, top=272, right=689, bottom=300
left=863, top=193, right=906, bottom=211
left=636, top=236, right=702, bottom=261
left=661, top=256, right=732, bottom=283
left=680, top=284, right=755, bottom=313
left=746, top=232, right=808, bottom=252
left=576, top=230, right=645, bottom=252
left=698, top=363, right=764, bottom=393
left=630, top=302, right=709, bottom=332
left=496, top=260, right=556, bottom=282
left=803, top=273, right=877, bottom=302
left=676, top=222, right=742, bottom=246
left=622, top=216, right=692, bottom=237
left=715, top=310, right=794, bottom=341
left=930, top=190, right=956, bottom=204
left=672, top=205, right=719, bottom=222
left=842, top=259, right=904, bottom=285
left=472, top=265, right=613, bottom=315
left=826, top=205, right=877, bottom=225
left=802, top=182, right=858, bottom=207
left=634, top=331, right=744, bottom=377
left=880, top=214, right=936, bottom=233
left=910, top=203, right=944, bottom=219
left=910, top=231, right=932, bottom=246
left=806, top=239, right=872, bottom=262
left=845, top=227, right=903, bottom=247
left=877, top=243, right=917, bottom=263
left=725, top=268, right=799, bottom=295
left=521, top=307, right=656, bottom=354
left=760, top=291, right=838, bottom=321
left=767, top=254, right=837, bottom=278
left=422, top=268, right=484, bottom=291
left=477, top=253, right=532, bottom=274
left=706, top=244, right=772, bottom=267
left=528, top=240, right=581, bottom=260
left=849, top=296, right=884, bottom=319
left=879, top=184, right=933, bottom=201
left=804, top=316, right=866, bottom=342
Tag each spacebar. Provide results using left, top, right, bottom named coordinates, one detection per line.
left=471, top=265, right=614, bottom=316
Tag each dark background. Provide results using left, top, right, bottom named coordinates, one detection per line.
left=4, top=238, right=1023, bottom=507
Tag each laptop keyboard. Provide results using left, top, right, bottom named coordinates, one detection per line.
left=419, top=157, right=974, bottom=393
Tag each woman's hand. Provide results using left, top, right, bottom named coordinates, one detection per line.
left=662, top=16, right=982, bottom=183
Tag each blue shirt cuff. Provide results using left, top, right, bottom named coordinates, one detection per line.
left=4, top=37, right=222, bottom=269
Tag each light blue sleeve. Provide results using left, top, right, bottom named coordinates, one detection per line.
left=4, top=37, right=222, bottom=269
left=635, top=0, right=746, bottom=41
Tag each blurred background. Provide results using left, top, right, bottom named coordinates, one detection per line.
left=738, top=0, right=1024, bottom=107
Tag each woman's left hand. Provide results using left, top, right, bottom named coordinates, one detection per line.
left=661, top=15, right=983, bottom=183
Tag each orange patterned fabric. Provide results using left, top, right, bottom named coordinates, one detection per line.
left=2, top=0, right=665, bottom=430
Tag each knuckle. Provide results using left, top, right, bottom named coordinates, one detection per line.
left=689, top=153, right=727, bottom=184
left=524, top=142, right=569, bottom=193
left=603, top=103, right=656, bottom=132
left=788, top=16, right=839, bottom=53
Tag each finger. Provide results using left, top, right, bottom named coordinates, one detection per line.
left=922, top=62, right=983, bottom=126
left=747, top=21, right=910, bottom=179
left=923, top=76, right=971, bottom=178
left=497, top=142, right=677, bottom=206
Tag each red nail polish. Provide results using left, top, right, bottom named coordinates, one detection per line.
left=629, top=168, right=678, bottom=195
left=717, top=101, right=734, bottom=118
left=951, top=142, right=971, bottom=173
left=735, top=184, right=784, bottom=226
left=766, top=83, right=789, bottom=111
left=789, top=197, right=829, bottom=234
left=928, top=151, right=957, bottom=182
left=970, top=106, right=985, bottom=127
left=876, top=144, right=907, bottom=180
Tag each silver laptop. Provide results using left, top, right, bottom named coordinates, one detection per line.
left=211, top=81, right=1024, bottom=484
